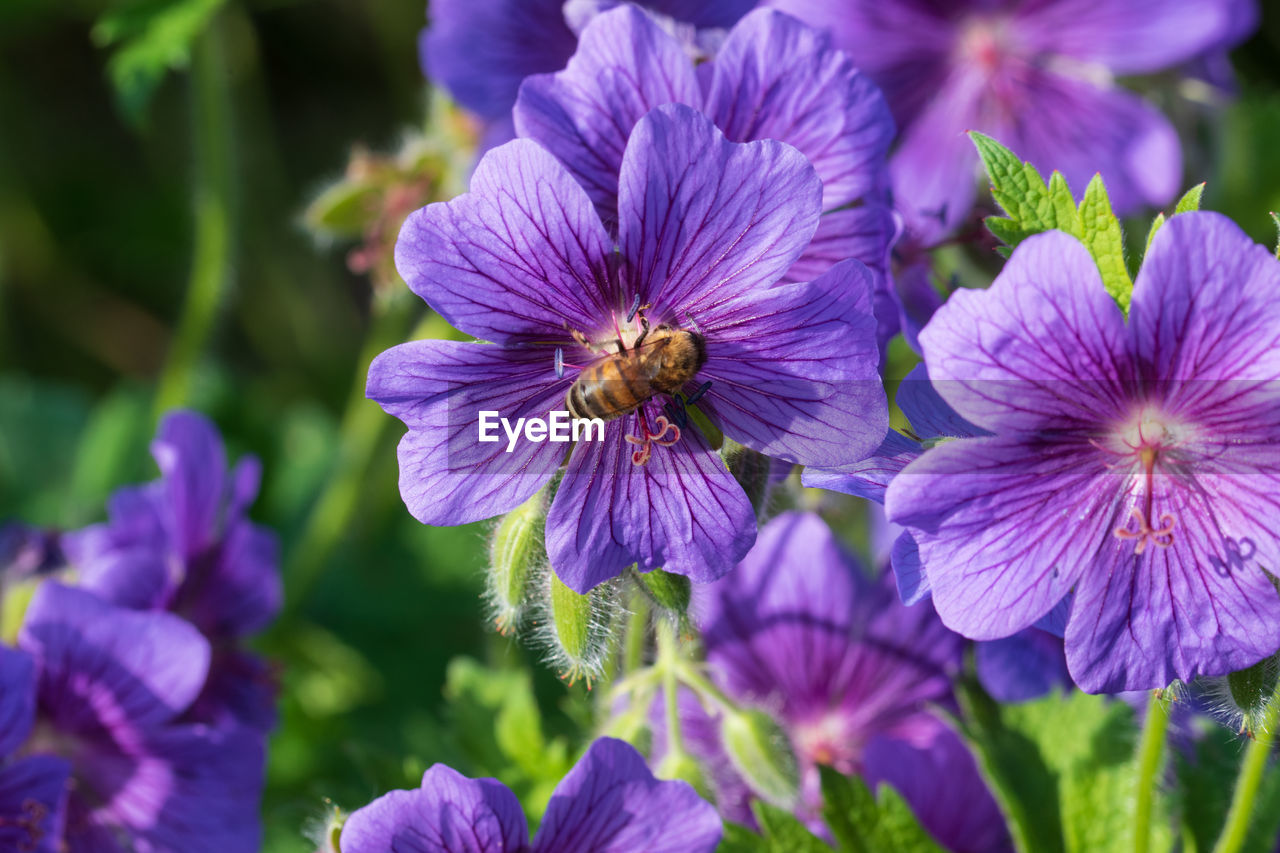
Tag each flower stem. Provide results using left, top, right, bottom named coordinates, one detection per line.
left=153, top=15, right=235, bottom=419
left=1212, top=678, right=1280, bottom=853
left=281, top=302, right=423, bottom=615
left=676, top=659, right=740, bottom=715
left=1133, top=690, right=1170, bottom=853
left=623, top=593, right=651, bottom=675
left=657, top=619, right=686, bottom=756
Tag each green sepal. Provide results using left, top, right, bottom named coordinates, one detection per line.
left=1174, top=182, right=1206, bottom=214
left=1227, top=656, right=1279, bottom=736
left=1145, top=213, right=1167, bottom=255
left=721, top=708, right=801, bottom=808
left=634, top=567, right=692, bottom=617
left=722, top=439, right=773, bottom=517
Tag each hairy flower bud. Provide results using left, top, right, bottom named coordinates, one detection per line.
left=635, top=568, right=691, bottom=619
left=485, top=489, right=548, bottom=635
left=720, top=707, right=800, bottom=808
left=304, top=805, right=345, bottom=853
left=539, top=573, right=620, bottom=686
left=721, top=439, right=772, bottom=517
left=1206, top=655, right=1280, bottom=736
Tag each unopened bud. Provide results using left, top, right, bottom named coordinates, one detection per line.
left=541, top=573, right=618, bottom=686
left=720, top=707, right=800, bottom=808
left=1219, top=656, right=1280, bottom=736
left=635, top=568, right=691, bottom=618
left=721, top=439, right=772, bottom=516
left=305, top=804, right=345, bottom=853
left=656, top=750, right=713, bottom=801
left=485, top=490, right=548, bottom=635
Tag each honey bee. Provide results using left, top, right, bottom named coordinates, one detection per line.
left=565, top=321, right=707, bottom=423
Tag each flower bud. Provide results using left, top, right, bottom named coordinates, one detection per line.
left=485, top=490, right=548, bottom=635
left=635, top=568, right=691, bottom=619
left=304, top=804, right=344, bottom=853
left=721, top=439, right=772, bottom=517
left=720, top=707, right=800, bottom=808
left=656, top=750, right=714, bottom=802
left=540, top=573, right=618, bottom=686
left=1218, top=655, right=1280, bottom=736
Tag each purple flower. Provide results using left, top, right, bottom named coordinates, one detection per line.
left=768, top=0, right=1258, bottom=242
left=420, top=0, right=757, bottom=146
left=514, top=6, right=897, bottom=301
left=62, top=410, right=281, bottom=731
left=369, top=104, right=886, bottom=591
left=5, top=582, right=263, bottom=852
left=677, top=511, right=1009, bottom=851
left=886, top=213, right=1280, bottom=693
left=340, top=736, right=721, bottom=853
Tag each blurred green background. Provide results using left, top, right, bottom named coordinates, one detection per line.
left=1, top=2, right=1279, bottom=850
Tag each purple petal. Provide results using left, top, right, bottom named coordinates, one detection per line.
left=71, top=724, right=265, bottom=853
left=19, top=582, right=210, bottom=734
left=64, top=485, right=173, bottom=610
left=782, top=204, right=897, bottom=289
left=395, top=139, right=616, bottom=345
left=341, top=764, right=529, bottom=853
left=534, top=737, right=720, bottom=853
left=975, top=629, right=1072, bottom=703
left=367, top=340, right=569, bottom=526
left=185, top=650, right=278, bottom=733
left=699, top=260, right=888, bottom=467
left=177, top=518, right=281, bottom=639
left=998, top=71, right=1181, bottom=215
left=645, top=0, right=757, bottom=28
left=514, top=5, right=701, bottom=225
left=1015, top=0, right=1255, bottom=75
left=617, top=103, right=822, bottom=322
left=863, top=724, right=1013, bottom=853
left=886, top=436, right=1112, bottom=640
left=0, top=646, right=36, bottom=757
left=918, top=230, right=1131, bottom=434
left=228, top=455, right=262, bottom=520
left=707, top=9, right=893, bottom=213
left=895, top=363, right=987, bottom=441
left=545, top=408, right=755, bottom=591
left=152, top=410, right=227, bottom=560
left=0, top=755, right=70, bottom=853
left=892, top=256, right=944, bottom=353
left=800, top=429, right=920, bottom=504
left=1066, top=503, right=1280, bottom=693
left=421, top=0, right=575, bottom=120
left=890, top=530, right=931, bottom=606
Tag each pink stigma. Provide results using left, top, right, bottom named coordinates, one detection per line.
left=625, top=414, right=680, bottom=466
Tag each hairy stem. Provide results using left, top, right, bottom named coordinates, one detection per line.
left=154, top=16, right=235, bottom=418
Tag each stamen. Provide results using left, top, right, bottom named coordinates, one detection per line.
left=685, top=380, right=712, bottom=405
left=0, top=799, right=47, bottom=851
left=554, top=347, right=564, bottom=379
left=626, top=293, right=642, bottom=323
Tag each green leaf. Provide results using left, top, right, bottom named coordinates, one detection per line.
left=1078, top=176, right=1134, bottom=312
left=751, top=802, right=832, bottom=852
left=970, top=133, right=1135, bottom=311
left=818, top=765, right=944, bottom=853
left=304, top=180, right=383, bottom=239
left=1174, top=182, right=1206, bottom=214
left=92, top=0, right=227, bottom=125
left=1270, top=212, right=1280, bottom=261
left=719, top=822, right=770, bottom=853
left=1145, top=213, right=1167, bottom=255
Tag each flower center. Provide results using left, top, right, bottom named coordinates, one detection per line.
left=956, top=16, right=1013, bottom=74
left=792, top=712, right=860, bottom=775
left=1107, top=406, right=1182, bottom=554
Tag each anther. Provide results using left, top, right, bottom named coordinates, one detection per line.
left=554, top=347, right=565, bottom=379
left=626, top=293, right=643, bottom=323
left=685, top=380, right=712, bottom=405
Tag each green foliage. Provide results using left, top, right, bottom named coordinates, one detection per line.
left=957, top=683, right=1177, bottom=853
left=721, top=708, right=802, bottom=808
left=1271, top=212, right=1280, bottom=260
left=751, top=802, right=831, bottom=852
left=92, top=0, right=227, bottom=125
left=1176, top=722, right=1280, bottom=853
left=819, top=766, right=945, bottom=853
left=969, top=132, right=1133, bottom=311
left=1145, top=182, right=1206, bottom=253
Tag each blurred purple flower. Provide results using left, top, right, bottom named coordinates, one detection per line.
left=340, top=736, right=721, bottom=853
left=674, top=511, right=1009, bottom=851
left=370, top=104, right=886, bottom=591
left=0, top=523, right=65, bottom=583
left=515, top=6, right=896, bottom=311
left=420, top=0, right=757, bottom=146
left=5, top=582, right=263, bottom=852
left=886, top=214, right=1280, bottom=693
left=62, top=410, right=282, bottom=731
left=768, top=0, right=1259, bottom=243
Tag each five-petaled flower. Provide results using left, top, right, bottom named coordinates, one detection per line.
left=369, top=103, right=886, bottom=592
left=887, top=213, right=1280, bottom=693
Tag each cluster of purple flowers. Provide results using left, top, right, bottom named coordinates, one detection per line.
left=0, top=411, right=277, bottom=851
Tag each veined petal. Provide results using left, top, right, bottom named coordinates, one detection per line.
left=0, top=755, right=70, bottom=853
left=180, top=518, right=281, bottom=640
left=618, top=104, right=822, bottom=323
left=698, top=260, right=887, bottom=467
left=782, top=204, right=897, bottom=287
left=800, top=429, right=920, bottom=505
left=890, top=530, right=931, bottom=607
left=367, top=341, right=568, bottom=526
left=421, top=0, right=575, bottom=119
left=1066, top=506, right=1280, bottom=692
left=533, top=738, right=720, bottom=853
left=895, top=364, right=988, bottom=441
left=545, top=410, right=755, bottom=592
left=396, top=139, right=616, bottom=344
left=919, top=230, right=1131, bottom=434
left=341, top=765, right=529, bottom=853
left=0, top=646, right=36, bottom=757
left=706, top=9, right=894, bottom=211
left=515, top=5, right=701, bottom=225
left=1014, top=0, right=1254, bottom=75
left=151, top=411, right=228, bottom=560
left=887, top=436, right=1112, bottom=640
left=19, top=582, right=210, bottom=734
left=975, top=629, right=1072, bottom=702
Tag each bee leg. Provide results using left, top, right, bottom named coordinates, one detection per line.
left=683, top=312, right=704, bottom=335
left=633, top=315, right=652, bottom=350
left=570, top=328, right=595, bottom=352
left=685, top=380, right=713, bottom=406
